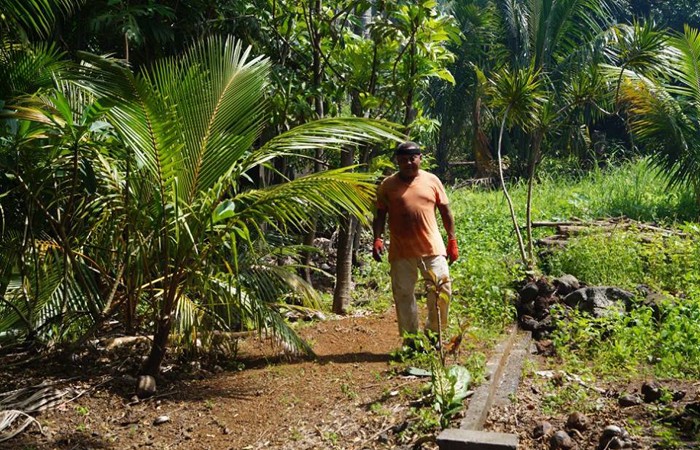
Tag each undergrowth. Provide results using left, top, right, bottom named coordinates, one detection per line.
left=354, top=156, right=700, bottom=385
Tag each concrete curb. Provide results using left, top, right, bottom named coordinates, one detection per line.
left=437, top=429, right=518, bottom=450
left=437, top=327, right=531, bottom=450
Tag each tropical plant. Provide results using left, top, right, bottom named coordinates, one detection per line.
left=0, top=42, right=72, bottom=104
left=486, top=64, right=546, bottom=267
left=614, top=25, right=700, bottom=208
left=78, top=36, right=402, bottom=376
left=0, top=82, right=118, bottom=348
left=0, top=0, right=81, bottom=102
left=0, top=0, right=82, bottom=40
left=0, top=36, right=402, bottom=377
left=482, top=0, right=616, bottom=268
left=427, top=0, right=501, bottom=178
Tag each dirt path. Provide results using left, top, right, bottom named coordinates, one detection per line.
left=4, top=305, right=697, bottom=449
left=1, top=308, right=441, bottom=450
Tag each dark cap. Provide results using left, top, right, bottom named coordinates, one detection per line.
left=394, top=141, right=421, bottom=156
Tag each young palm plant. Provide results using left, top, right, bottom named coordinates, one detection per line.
left=79, top=36, right=402, bottom=376
left=0, top=83, right=118, bottom=349
left=482, top=0, right=615, bottom=268
left=614, top=25, right=700, bottom=208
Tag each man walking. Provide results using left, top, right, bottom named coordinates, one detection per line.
left=372, top=141, right=458, bottom=346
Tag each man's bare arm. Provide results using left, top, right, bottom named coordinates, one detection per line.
left=437, top=204, right=456, bottom=240
left=373, top=208, right=387, bottom=240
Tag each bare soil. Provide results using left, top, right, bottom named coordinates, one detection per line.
left=0, top=308, right=447, bottom=450
left=1, top=306, right=698, bottom=449
left=485, top=360, right=700, bottom=449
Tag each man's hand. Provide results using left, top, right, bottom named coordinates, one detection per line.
left=372, top=238, right=385, bottom=262
left=447, top=238, right=459, bottom=264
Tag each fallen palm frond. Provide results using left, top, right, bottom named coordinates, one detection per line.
left=0, top=410, right=44, bottom=443
left=0, top=383, right=81, bottom=442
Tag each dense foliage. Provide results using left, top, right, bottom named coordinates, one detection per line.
left=4, top=0, right=700, bottom=380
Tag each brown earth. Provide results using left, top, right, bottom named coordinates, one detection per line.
left=0, top=308, right=455, bottom=450
left=1, top=306, right=699, bottom=450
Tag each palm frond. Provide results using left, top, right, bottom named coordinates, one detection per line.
left=204, top=274, right=313, bottom=355
left=1, top=0, right=81, bottom=39
left=669, top=26, right=700, bottom=105
left=261, top=117, right=403, bottom=155
left=173, top=37, right=269, bottom=202
left=605, top=21, right=675, bottom=82
left=217, top=117, right=403, bottom=197
left=498, top=0, right=530, bottom=67
left=488, top=64, right=547, bottom=129
left=230, top=168, right=376, bottom=236
left=0, top=41, right=69, bottom=101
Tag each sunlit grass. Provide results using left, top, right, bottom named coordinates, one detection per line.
left=354, top=157, right=700, bottom=378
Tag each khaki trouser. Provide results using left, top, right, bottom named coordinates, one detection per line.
left=390, top=255, right=451, bottom=336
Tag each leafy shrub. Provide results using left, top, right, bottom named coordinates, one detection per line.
left=544, top=230, right=645, bottom=289
left=551, top=294, right=700, bottom=379
left=654, top=293, right=700, bottom=378
left=641, top=227, right=700, bottom=294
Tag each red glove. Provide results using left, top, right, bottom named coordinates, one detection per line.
left=447, top=238, right=458, bottom=264
left=372, top=238, right=384, bottom=262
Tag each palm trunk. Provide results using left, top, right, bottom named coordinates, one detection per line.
left=525, top=132, right=543, bottom=270
left=332, top=215, right=357, bottom=314
left=473, top=96, right=494, bottom=178
left=141, top=313, right=172, bottom=376
left=141, top=274, right=180, bottom=376
left=496, top=106, right=527, bottom=266
left=332, top=143, right=356, bottom=313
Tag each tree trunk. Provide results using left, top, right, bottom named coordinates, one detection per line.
left=301, top=0, right=325, bottom=285
left=473, top=96, right=494, bottom=178
left=141, top=313, right=172, bottom=377
left=332, top=215, right=357, bottom=314
left=525, top=131, right=543, bottom=269
left=332, top=144, right=356, bottom=314
left=496, top=106, right=528, bottom=266
left=403, top=38, right=417, bottom=127
left=436, top=118, right=450, bottom=178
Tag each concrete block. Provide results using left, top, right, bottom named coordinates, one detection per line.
left=437, top=428, right=518, bottom=450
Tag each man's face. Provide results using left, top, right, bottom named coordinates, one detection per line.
left=396, top=153, right=421, bottom=178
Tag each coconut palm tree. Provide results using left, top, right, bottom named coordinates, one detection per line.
left=1, top=36, right=402, bottom=377
left=483, top=0, right=616, bottom=268
left=615, top=25, right=700, bottom=207
left=78, top=36, right=402, bottom=376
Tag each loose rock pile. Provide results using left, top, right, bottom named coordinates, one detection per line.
left=531, top=377, right=694, bottom=450
left=515, top=274, right=644, bottom=347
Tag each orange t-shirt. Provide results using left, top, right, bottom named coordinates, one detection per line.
left=376, top=170, right=449, bottom=261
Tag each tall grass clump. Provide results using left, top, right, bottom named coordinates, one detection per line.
left=543, top=226, right=700, bottom=294
left=586, top=159, right=699, bottom=222
left=547, top=158, right=698, bottom=222
left=544, top=230, right=645, bottom=289
left=641, top=226, right=700, bottom=294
